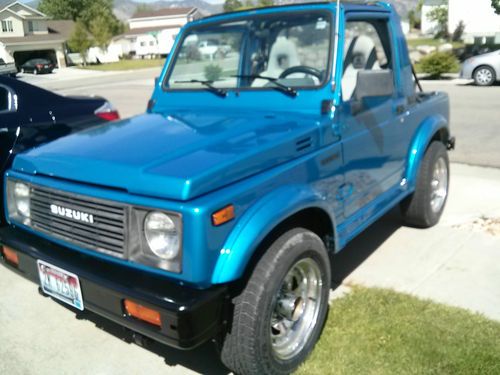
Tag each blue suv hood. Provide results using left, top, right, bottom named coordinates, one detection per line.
left=13, top=110, right=320, bottom=201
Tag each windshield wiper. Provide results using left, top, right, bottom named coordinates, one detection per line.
left=233, top=74, right=298, bottom=97
left=174, top=80, right=228, bottom=98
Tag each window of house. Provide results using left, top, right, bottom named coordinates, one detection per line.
left=28, top=21, right=34, bottom=32
left=149, top=41, right=155, bottom=46
left=2, top=20, right=13, bottom=33
left=140, top=41, right=146, bottom=47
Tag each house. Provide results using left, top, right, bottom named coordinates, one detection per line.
left=0, top=1, right=73, bottom=68
left=448, top=0, right=500, bottom=45
left=112, top=7, right=202, bottom=58
left=421, top=0, right=500, bottom=44
left=420, top=0, right=447, bottom=35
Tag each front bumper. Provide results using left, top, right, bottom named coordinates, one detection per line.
left=460, top=62, right=474, bottom=79
left=0, top=226, right=227, bottom=350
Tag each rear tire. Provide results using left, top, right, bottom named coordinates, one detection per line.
left=401, top=141, right=449, bottom=228
left=473, top=66, right=496, bottom=86
left=220, top=228, right=331, bottom=375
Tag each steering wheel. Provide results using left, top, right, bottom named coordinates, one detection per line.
left=279, top=65, right=323, bottom=80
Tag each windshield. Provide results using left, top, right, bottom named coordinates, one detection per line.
left=165, top=11, right=332, bottom=91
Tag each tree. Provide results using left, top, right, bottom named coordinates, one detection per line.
left=408, top=9, right=420, bottom=30
left=90, top=15, right=113, bottom=50
left=407, top=0, right=424, bottom=30
left=257, top=0, right=273, bottom=7
left=492, top=0, right=500, bottom=15
left=451, top=20, right=465, bottom=42
left=39, top=0, right=82, bottom=20
left=134, top=4, right=154, bottom=15
left=39, top=0, right=123, bottom=51
left=223, top=0, right=273, bottom=12
left=223, top=0, right=243, bottom=12
left=68, top=20, right=93, bottom=65
left=427, top=5, right=449, bottom=39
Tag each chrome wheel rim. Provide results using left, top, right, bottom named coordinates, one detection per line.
left=476, top=69, right=493, bottom=85
left=430, top=157, right=448, bottom=213
left=270, top=258, right=323, bottom=360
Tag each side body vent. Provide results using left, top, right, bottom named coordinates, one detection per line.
left=296, top=137, right=313, bottom=152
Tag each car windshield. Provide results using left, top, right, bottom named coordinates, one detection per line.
left=166, top=11, right=332, bottom=91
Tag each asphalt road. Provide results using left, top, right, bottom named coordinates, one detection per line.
left=420, top=80, right=500, bottom=169
left=19, top=69, right=500, bottom=168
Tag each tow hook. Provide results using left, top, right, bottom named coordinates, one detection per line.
left=447, top=137, right=456, bottom=150
left=132, top=332, right=152, bottom=348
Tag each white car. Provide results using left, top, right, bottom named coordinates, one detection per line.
left=461, top=49, right=500, bottom=86
left=198, top=40, right=232, bottom=60
left=198, top=40, right=219, bottom=58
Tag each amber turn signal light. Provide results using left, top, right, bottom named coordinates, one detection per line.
left=124, top=300, right=162, bottom=327
left=1, top=246, right=19, bottom=267
left=212, top=205, right=235, bottom=226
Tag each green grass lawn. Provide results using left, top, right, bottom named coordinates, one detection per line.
left=298, top=288, right=500, bottom=375
left=79, top=58, right=165, bottom=71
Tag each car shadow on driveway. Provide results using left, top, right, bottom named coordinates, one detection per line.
left=330, top=207, right=402, bottom=287
left=71, top=307, right=230, bottom=374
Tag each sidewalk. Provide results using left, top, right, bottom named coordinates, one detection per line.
left=333, top=163, right=500, bottom=321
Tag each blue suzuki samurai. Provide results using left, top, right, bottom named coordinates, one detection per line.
left=1, top=2, right=453, bottom=374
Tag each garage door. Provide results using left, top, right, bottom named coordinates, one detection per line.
left=13, top=49, right=58, bottom=68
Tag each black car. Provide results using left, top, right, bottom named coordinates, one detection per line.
left=20, top=58, right=55, bottom=75
left=0, top=76, right=119, bottom=225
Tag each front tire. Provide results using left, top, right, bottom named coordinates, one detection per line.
left=401, top=141, right=449, bottom=228
left=473, top=66, right=496, bottom=86
left=221, top=228, right=331, bottom=375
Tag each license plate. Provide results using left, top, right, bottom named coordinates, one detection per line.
left=44, top=65, right=49, bottom=68
left=37, top=260, right=84, bottom=311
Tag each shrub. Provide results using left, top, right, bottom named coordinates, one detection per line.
left=185, top=44, right=201, bottom=61
left=452, top=20, right=466, bottom=42
left=419, top=51, right=460, bottom=79
left=204, top=64, right=223, bottom=82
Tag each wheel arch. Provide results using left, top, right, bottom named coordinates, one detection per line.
left=473, top=64, right=495, bottom=76
left=211, top=185, right=337, bottom=285
left=405, top=114, right=449, bottom=188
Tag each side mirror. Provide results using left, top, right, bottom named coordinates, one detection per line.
left=354, top=70, right=394, bottom=101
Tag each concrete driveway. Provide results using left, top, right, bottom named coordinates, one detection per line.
left=420, top=80, right=500, bottom=169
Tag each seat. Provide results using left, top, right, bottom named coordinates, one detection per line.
left=252, top=36, right=301, bottom=87
left=342, top=35, right=380, bottom=100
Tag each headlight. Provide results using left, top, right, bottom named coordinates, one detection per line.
left=144, top=211, right=180, bottom=260
left=6, top=179, right=31, bottom=224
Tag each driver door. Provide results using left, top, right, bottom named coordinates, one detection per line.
left=339, top=16, right=407, bottom=218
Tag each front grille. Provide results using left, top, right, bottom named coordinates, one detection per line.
left=30, top=185, right=127, bottom=257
